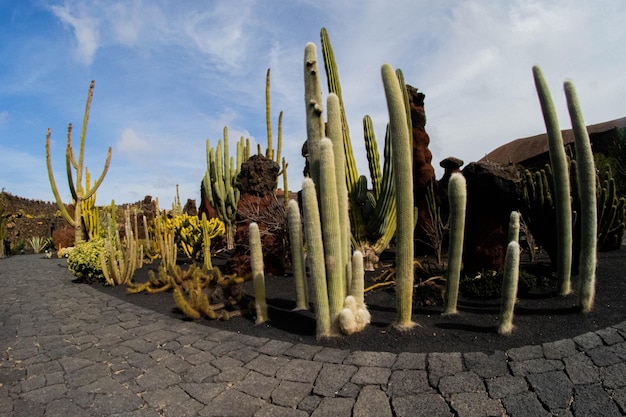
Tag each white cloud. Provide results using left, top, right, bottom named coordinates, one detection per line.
left=116, top=128, right=149, bottom=155
left=50, top=4, right=100, bottom=65
left=182, top=2, right=255, bottom=72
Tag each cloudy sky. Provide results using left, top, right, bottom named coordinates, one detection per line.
left=1, top=1, right=625, bottom=206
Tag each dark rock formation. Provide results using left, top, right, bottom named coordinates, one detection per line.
left=461, top=161, right=522, bottom=275
left=229, top=155, right=285, bottom=277
left=407, top=85, right=437, bottom=254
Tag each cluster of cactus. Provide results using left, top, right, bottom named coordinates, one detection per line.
left=157, top=212, right=224, bottom=261
left=300, top=39, right=415, bottom=336
left=203, top=128, right=249, bottom=250
left=316, top=28, right=407, bottom=270
left=46, top=80, right=112, bottom=244
left=100, top=209, right=143, bottom=286
left=129, top=262, right=246, bottom=320
left=595, top=166, right=625, bottom=251
left=530, top=66, right=598, bottom=311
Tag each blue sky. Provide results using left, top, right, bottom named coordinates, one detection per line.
left=1, top=1, right=625, bottom=205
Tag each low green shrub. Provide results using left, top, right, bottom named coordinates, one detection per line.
left=67, top=238, right=105, bottom=282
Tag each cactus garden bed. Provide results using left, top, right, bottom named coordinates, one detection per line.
left=86, top=246, right=626, bottom=354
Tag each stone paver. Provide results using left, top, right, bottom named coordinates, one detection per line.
left=2, top=254, right=626, bottom=417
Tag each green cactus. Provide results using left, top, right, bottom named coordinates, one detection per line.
left=443, top=172, right=467, bottom=316
left=533, top=66, right=573, bottom=295
left=319, top=138, right=346, bottom=331
left=46, top=80, right=112, bottom=244
left=249, top=222, right=268, bottom=324
left=203, top=128, right=247, bottom=250
left=508, top=211, right=520, bottom=244
left=301, top=178, right=333, bottom=338
left=304, top=42, right=325, bottom=186
left=498, top=241, right=521, bottom=335
left=100, top=211, right=142, bottom=286
left=565, top=81, right=597, bottom=313
left=327, top=93, right=352, bottom=294
left=596, top=168, right=625, bottom=251
left=381, top=64, right=415, bottom=330
left=287, top=200, right=308, bottom=310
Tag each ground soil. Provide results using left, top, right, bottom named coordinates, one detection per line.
left=86, top=247, right=626, bottom=354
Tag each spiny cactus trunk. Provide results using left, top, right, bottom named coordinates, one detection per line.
left=533, top=66, right=573, bottom=295
left=443, top=173, right=467, bottom=316
left=381, top=64, right=415, bottom=330
left=302, top=178, right=333, bottom=338
left=498, top=241, right=521, bottom=335
left=565, top=81, right=597, bottom=312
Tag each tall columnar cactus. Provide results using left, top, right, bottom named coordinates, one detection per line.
left=533, top=66, right=573, bottom=295
left=326, top=93, right=352, bottom=292
left=443, top=172, right=467, bottom=316
left=249, top=222, right=268, bottom=324
left=304, top=42, right=325, bottom=187
left=565, top=81, right=597, bottom=313
left=302, top=178, right=333, bottom=338
left=381, top=64, right=415, bottom=330
left=203, top=128, right=247, bottom=250
left=287, top=199, right=308, bottom=310
left=319, top=138, right=346, bottom=329
left=498, top=241, right=521, bottom=335
left=46, top=80, right=112, bottom=244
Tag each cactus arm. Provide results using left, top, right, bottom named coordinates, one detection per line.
left=382, top=64, right=415, bottom=329
left=276, top=111, right=283, bottom=164
left=363, top=116, right=382, bottom=199
left=82, top=147, right=112, bottom=201
left=302, top=178, right=333, bottom=338
left=533, top=66, right=573, bottom=295
left=565, top=81, right=597, bottom=312
left=443, top=173, right=467, bottom=316
left=46, top=129, right=75, bottom=226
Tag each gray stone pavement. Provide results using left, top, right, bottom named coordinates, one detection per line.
left=1, top=255, right=625, bottom=417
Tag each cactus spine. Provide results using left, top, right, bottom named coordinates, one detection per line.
left=287, top=199, right=308, bottom=310
left=443, top=172, right=467, bottom=316
left=381, top=64, right=415, bottom=330
left=533, top=66, right=573, bottom=295
left=46, top=80, right=112, bottom=244
left=565, top=81, right=597, bottom=312
left=302, top=178, right=333, bottom=338
left=498, top=241, right=521, bottom=335
left=249, top=222, right=268, bottom=324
